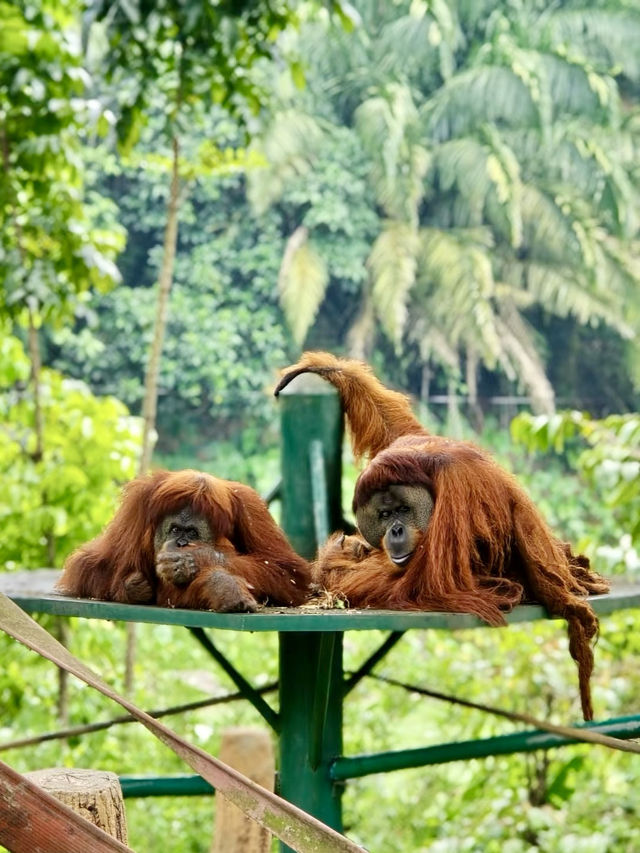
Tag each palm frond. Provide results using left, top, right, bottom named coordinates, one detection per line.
left=504, top=250, right=635, bottom=339
left=504, top=43, right=619, bottom=127
left=367, top=221, right=420, bottom=348
left=246, top=110, right=324, bottom=215
left=278, top=227, right=329, bottom=345
left=546, top=9, right=640, bottom=83
left=520, top=184, right=584, bottom=265
left=495, top=304, right=556, bottom=415
left=543, top=52, right=619, bottom=123
left=429, top=129, right=523, bottom=246
left=429, top=137, right=493, bottom=222
left=374, top=13, right=441, bottom=84
left=422, top=66, right=538, bottom=142
left=503, top=122, right=638, bottom=236
left=480, top=125, right=523, bottom=247
left=409, top=319, right=460, bottom=375
left=415, top=227, right=503, bottom=365
left=356, top=84, right=430, bottom=221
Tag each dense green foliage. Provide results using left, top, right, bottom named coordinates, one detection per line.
left=39, top=0, right=640, bottom=448
left=88, top=0, right=302, bottom=151
left=0, top=0, right=124, bottom=325
left=1, top=0, right=639, bottom=850
left=248, top=0, right=640, bottom=413
left=47, top=159, right=294, bottom=444
left=512, top=409, right=640, bottom=572
left=0, top=325, right=141, bottom=569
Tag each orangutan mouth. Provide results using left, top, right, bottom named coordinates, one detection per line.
left=390, top=553, right=412, bottom=566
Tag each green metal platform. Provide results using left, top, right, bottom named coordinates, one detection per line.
left=2, top=569, right=640, bottom=853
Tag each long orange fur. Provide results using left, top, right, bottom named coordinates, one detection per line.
left=58, top=469, right=310, bottom=609
left=275, top=352, right=609, bottom=720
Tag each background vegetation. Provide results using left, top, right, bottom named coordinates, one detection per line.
left=1, top=0, right=639, bottom=851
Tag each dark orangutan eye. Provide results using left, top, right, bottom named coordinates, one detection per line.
left=169, top=524, right=180, bottom=536
left=186, top=527, right=198, bottom=539
left=399, top=506, right=410, bottom=514
left=379, top=510, right=391, bottom=520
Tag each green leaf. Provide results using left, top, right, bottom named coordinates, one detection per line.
left=278, top=229, right=329, bottom=346
left=290, top=60, right=306, bottom=90
left=367, top=221, right=419, bottom=348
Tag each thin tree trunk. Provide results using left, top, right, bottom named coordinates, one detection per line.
left=420, top=363, right=431, bottom=410
left=55, top=620, right=70, bottom=725
left=139, top=134, right=181, bottom=474
left=126, top=135, right=181, bottom=693
left=27, top=312, right=44, bottom=463
left=446, top=375, right=463, bottom=438
left=465, top=347, right=484, bottom=432
left=124, top=622, right=137, bottom=695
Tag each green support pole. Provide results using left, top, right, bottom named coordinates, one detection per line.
left=278, top=372, right=344, bottom=559
left=278, top=632, right=344, bottom=852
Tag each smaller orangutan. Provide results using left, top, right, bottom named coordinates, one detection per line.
left=57, top=469, right=310, bottom=612
left=276, top=352, right=610, bottom=720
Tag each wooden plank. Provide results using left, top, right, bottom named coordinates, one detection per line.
left=0, top=592, right=365, bottom=853
left=0, top=759, right=133, bottom=853
left=1, top=570, right=639, bottom=633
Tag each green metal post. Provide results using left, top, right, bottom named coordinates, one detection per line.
left=278, top=372, right=344, bottom=559
left=278, top=632, right=344, bottom=852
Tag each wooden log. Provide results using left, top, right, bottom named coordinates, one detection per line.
left=211, top=728, right=275, bottom=853
left=24, top=768, right=128, bottom=844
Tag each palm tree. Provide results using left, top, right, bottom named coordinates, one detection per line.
left=248, top=0, right=640, bottom=414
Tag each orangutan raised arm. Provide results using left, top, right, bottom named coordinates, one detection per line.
left=277, top=352, right=609, bottom=720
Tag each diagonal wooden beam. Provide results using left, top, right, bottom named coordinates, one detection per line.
left=0, top=592, right=364, bottom=853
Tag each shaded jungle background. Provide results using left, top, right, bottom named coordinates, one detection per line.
left=1, top=0, right=639, bottom=850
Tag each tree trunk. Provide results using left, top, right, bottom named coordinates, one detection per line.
left=55, top=620, right=70, bottom=725
left=27, top=309, right=44, bottom=464
left=138, top=134, right=182, bottom=474
left=446, top=375, right=463, bottom=438
left=126, top=135, right=181, bottom=693
left=25, top=768, right=128, bottom=844
left=420, top=362, right=431, bottom=408
left=465, top=347, right=484, bottom=432
left=124, top=622, right=137, bottom=695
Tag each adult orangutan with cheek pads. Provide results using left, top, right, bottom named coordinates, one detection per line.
left=275, top=352, right=610, bottom=720
left=58, top=469, right=310, bottom=612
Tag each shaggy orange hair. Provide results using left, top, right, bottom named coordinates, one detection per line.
left=276, top=352, right=609, bottom=720
left=58, top=469, right=310, bottom=609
